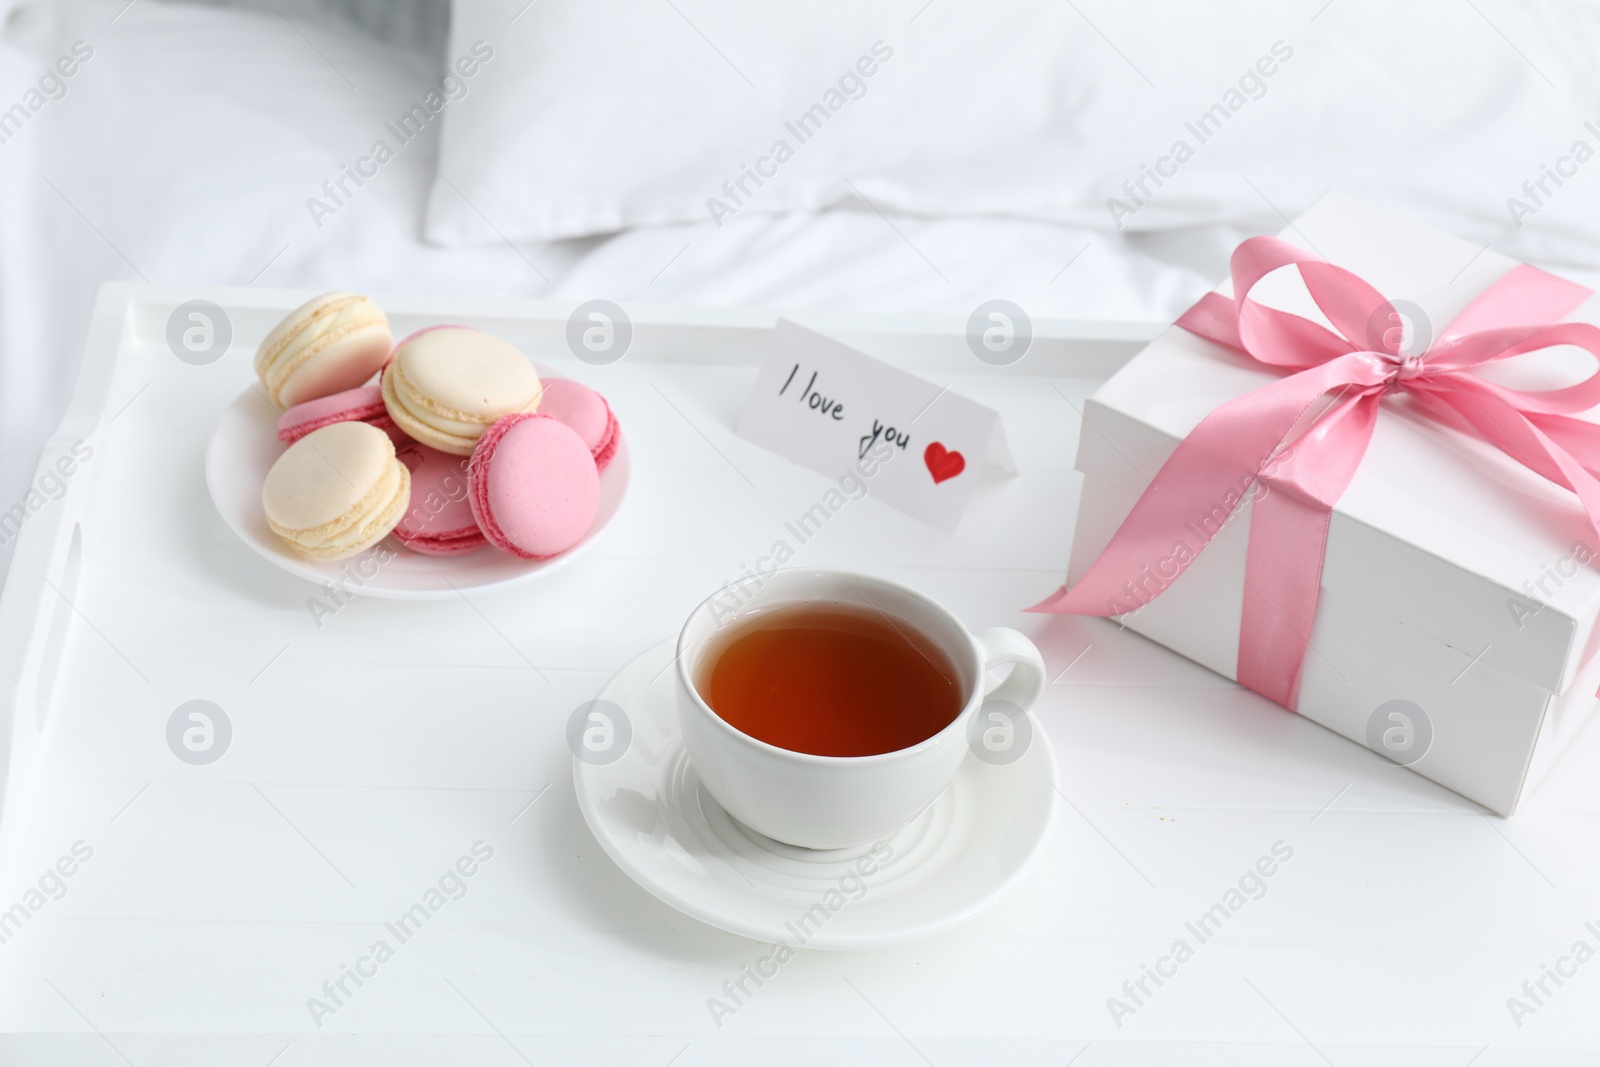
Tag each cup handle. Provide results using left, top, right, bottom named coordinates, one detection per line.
left=974, top=627, right=1046, bottom=713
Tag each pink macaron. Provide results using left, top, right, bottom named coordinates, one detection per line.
left=277, top=385, right=406, bottom=446
left=536, top=378, right=620, bottom=472
left=468, top=413, right=599, bottom=560
left=393, top=443, right=486, bottom=556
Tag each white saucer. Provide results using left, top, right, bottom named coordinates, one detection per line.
left=205, top=372, right=629, bottom=600
left=572, top=639, right=1058, bottom=949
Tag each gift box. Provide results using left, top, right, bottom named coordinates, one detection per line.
left=1048, top=193, right=1600, bottom=814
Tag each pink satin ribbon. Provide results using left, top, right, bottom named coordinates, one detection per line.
left=1031, top=236, right=1600, bottom=710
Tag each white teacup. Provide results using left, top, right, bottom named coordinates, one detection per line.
left=675, top=568, right=1046, bottom=850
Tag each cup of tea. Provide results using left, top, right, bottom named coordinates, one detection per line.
left=674, top=568, right=1046, bottom=850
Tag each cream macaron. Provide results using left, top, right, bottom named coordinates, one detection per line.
left=381, top=327, right=543, bottom=456
left=262, top=421, right=410, bottom=560
left=255, top=292, right=393, bottom=409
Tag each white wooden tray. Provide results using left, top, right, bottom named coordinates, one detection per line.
left=0, top=285, right=1596, bottom=1064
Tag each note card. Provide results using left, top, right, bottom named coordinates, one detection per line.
left=736, top=320, right=1012, bottom=530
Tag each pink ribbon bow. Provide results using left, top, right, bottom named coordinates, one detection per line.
left=1031, top=236, right=1600, bottom=710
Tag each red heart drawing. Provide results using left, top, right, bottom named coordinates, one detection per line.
left=924, top=442, right=965, bottom=484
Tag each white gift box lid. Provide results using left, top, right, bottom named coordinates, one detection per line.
left=1078, top=193, right=1600, bottom=702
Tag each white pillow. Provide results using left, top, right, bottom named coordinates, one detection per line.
left=426, top=0, right=1138, bottom=242
left=428, top=0, right=1600, bottom=254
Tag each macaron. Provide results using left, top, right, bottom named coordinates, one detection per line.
left=276, top=385, right=404, bottom=445
left=262, top=421, right=410, bottom=561
left=382, top=328, right=542, bottom=456
left=536, top=378, right=620, bottom=472
left=393, top=443, right=486, bottom=556
left=387, top=323, right=465, bottom=357
left=255, top=292, right=393, bottom=409
left=468, top=414, right=599, bottom=559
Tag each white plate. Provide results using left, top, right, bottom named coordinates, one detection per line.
left=204, top=375, right=630, bottom=599
left=572, top=638, right=1058, bottom=949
